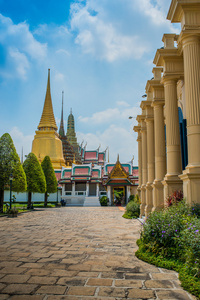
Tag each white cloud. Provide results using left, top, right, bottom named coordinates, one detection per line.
left=54, top=72, right=65, bottom=82
left=133, top=0, right=180, bottom=33
left=117, top=101, right=130, bottom=107
left=56, top=49, right=71, bottom=56
left=0, top=14, right=47, bottom=79
left=78, top=105, right=140, bottom=124
left=9, top=127, right=34, bottom=161
left=70, top=1, right=147, bottom=61
left=9, top=47, right=29, bottom=79
left=77, top=124, right=138, bottom=163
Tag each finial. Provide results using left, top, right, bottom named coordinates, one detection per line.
left=70, top=108, right=72, bottom=114
left=117, top=154, right=119, bottom=162
left=108, top=148, right=110, bottom=163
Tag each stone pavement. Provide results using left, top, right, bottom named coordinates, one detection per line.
left=0, top=207, right=196, bottom=300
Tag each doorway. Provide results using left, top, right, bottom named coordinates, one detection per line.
left=113, top=187, right=125, bottom=206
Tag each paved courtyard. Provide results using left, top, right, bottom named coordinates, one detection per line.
left=0, top=207, right=196, bottom=300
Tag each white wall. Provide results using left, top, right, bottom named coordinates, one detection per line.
left=4, top=190, right=61, bottom=203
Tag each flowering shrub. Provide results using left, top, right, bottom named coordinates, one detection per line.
left=139, top=200, right=200, bottom=277
left=178, top=218, right=200, bottom=277
left=191, top=203, right=200, bottom=218
left=141, top=201, right=191, bottom=255
left=166, top=190, right=183, bottom=207
left=137, top=201, right=200, bottom=298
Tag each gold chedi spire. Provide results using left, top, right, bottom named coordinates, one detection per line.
left=38, top=69, right=57, bottom=131
left=31, top=69, right=65, bottom=170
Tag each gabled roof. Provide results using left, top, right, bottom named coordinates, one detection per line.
left=109, top=160, right=130, bottom=179
left=84, top=150, right=98, bottom=160
left=72, top=163, right=92, bottom=176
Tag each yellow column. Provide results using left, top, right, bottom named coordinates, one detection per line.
left=137, top=130, right=142, bottom=198
left=145, top=104, right=155, bottom=216
left=134, top=125, right=142, bottom=198
left=152, top=99, right=166, bottom=211
left=148, top=68, right=166, bottom=211
left=162, top=78, right=182, bottom=200
left=179, top=35, right=200, bottom=205
left=140, top=116, right=147, bottom=217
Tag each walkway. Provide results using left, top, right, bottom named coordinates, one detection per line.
left=0, top=207, right=196, bottom=300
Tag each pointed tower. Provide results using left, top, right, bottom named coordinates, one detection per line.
left=59, top=91, right=65, bottom=137
left=67, top=109, right=77, bottom=144
left=58, top=92, right=77, bottom=166
left=66, top=108, right=82, bottom=163
left=32, top=69, right=65, bottom=169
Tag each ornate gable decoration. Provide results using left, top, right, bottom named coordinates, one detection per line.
left=109, top=161, right=129, bottom=179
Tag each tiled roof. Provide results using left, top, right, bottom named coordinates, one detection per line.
left=63, top=169, right=72, bottom=178
left=92, top=170, right=100, bottom=178
left=84, top=151, right=98, bottom=160
left=98, top=153, right=104, bottom=162
left=132, top=169, right=139, bottom=177
left=74, top=167, right=90, bottom=175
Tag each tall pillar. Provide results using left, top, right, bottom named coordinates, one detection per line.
left=72, top=182, right=75, bottom=196
left=162, top=78, right=182, bottom=199
left=127, top=186, right=131, bottom=204
left=86, top=182, right=89, bottom=197
left=149, top=68, right=166, bottom=210
left=140, top=116, right=147, bottom=217
left=153, top=34, right=184, bottom=201
left=96, top=183, right=99, bottom=197
left=107, top=186, right=112, bottom=206
left=167, top=0, right=200, bottom=205
left=142, top=99, right=155, bottom=217
left=152, top=100, right=166, bottom=210
left=62, top=184, right=65, bottom=197
left=133, top=125, right=142, bottom=198
left=179, top=35, right=200, bottom=205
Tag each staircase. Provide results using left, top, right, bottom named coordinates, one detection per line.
left=84, top=197, right=101, bottom=207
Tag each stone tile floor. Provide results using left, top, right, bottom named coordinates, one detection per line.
left=0, top=207, right=197, bottom=299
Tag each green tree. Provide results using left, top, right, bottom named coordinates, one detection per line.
left=41, top=156, right=57, bottom=207
left=23, top=153, right=46, bottom=209
left=0, top=133, right=27, bottom=212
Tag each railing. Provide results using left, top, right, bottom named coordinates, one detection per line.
left=65, top=191, right=86, bottom=196
left=65, top=191, right=72, bottom=196
left=75, top=191, right=86, bottom=196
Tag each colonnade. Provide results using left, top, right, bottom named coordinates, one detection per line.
left=134, top=0, right=200, bottom=216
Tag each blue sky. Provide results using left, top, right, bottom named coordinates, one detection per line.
left=0, top=0, right=180, bottom=163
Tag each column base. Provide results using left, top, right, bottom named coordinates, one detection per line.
left=162, top=174, right=183, bottom=204
left=152, top=180, right=164, bottom=212
left=140, top=184, right=146, bottom=218
left=145, top=182, right=153, bottom=217
left=179, top=166, right=200, bottom=206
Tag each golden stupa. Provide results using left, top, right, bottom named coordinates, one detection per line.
left=32, top=69, right=65, bottom=169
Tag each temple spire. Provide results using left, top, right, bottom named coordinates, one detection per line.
left=59, top=91, right=65, bottom=137
left=38, top=69, right=58, bottom=131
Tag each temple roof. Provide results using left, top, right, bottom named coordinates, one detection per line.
left=38, top=69, right=58, bottom=131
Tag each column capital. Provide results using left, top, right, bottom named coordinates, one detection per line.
left=151, top=99, right=165, bottom=108
left=133, top=125, right=141, bottom=133
left=167, top=0, right=200, bottom=25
